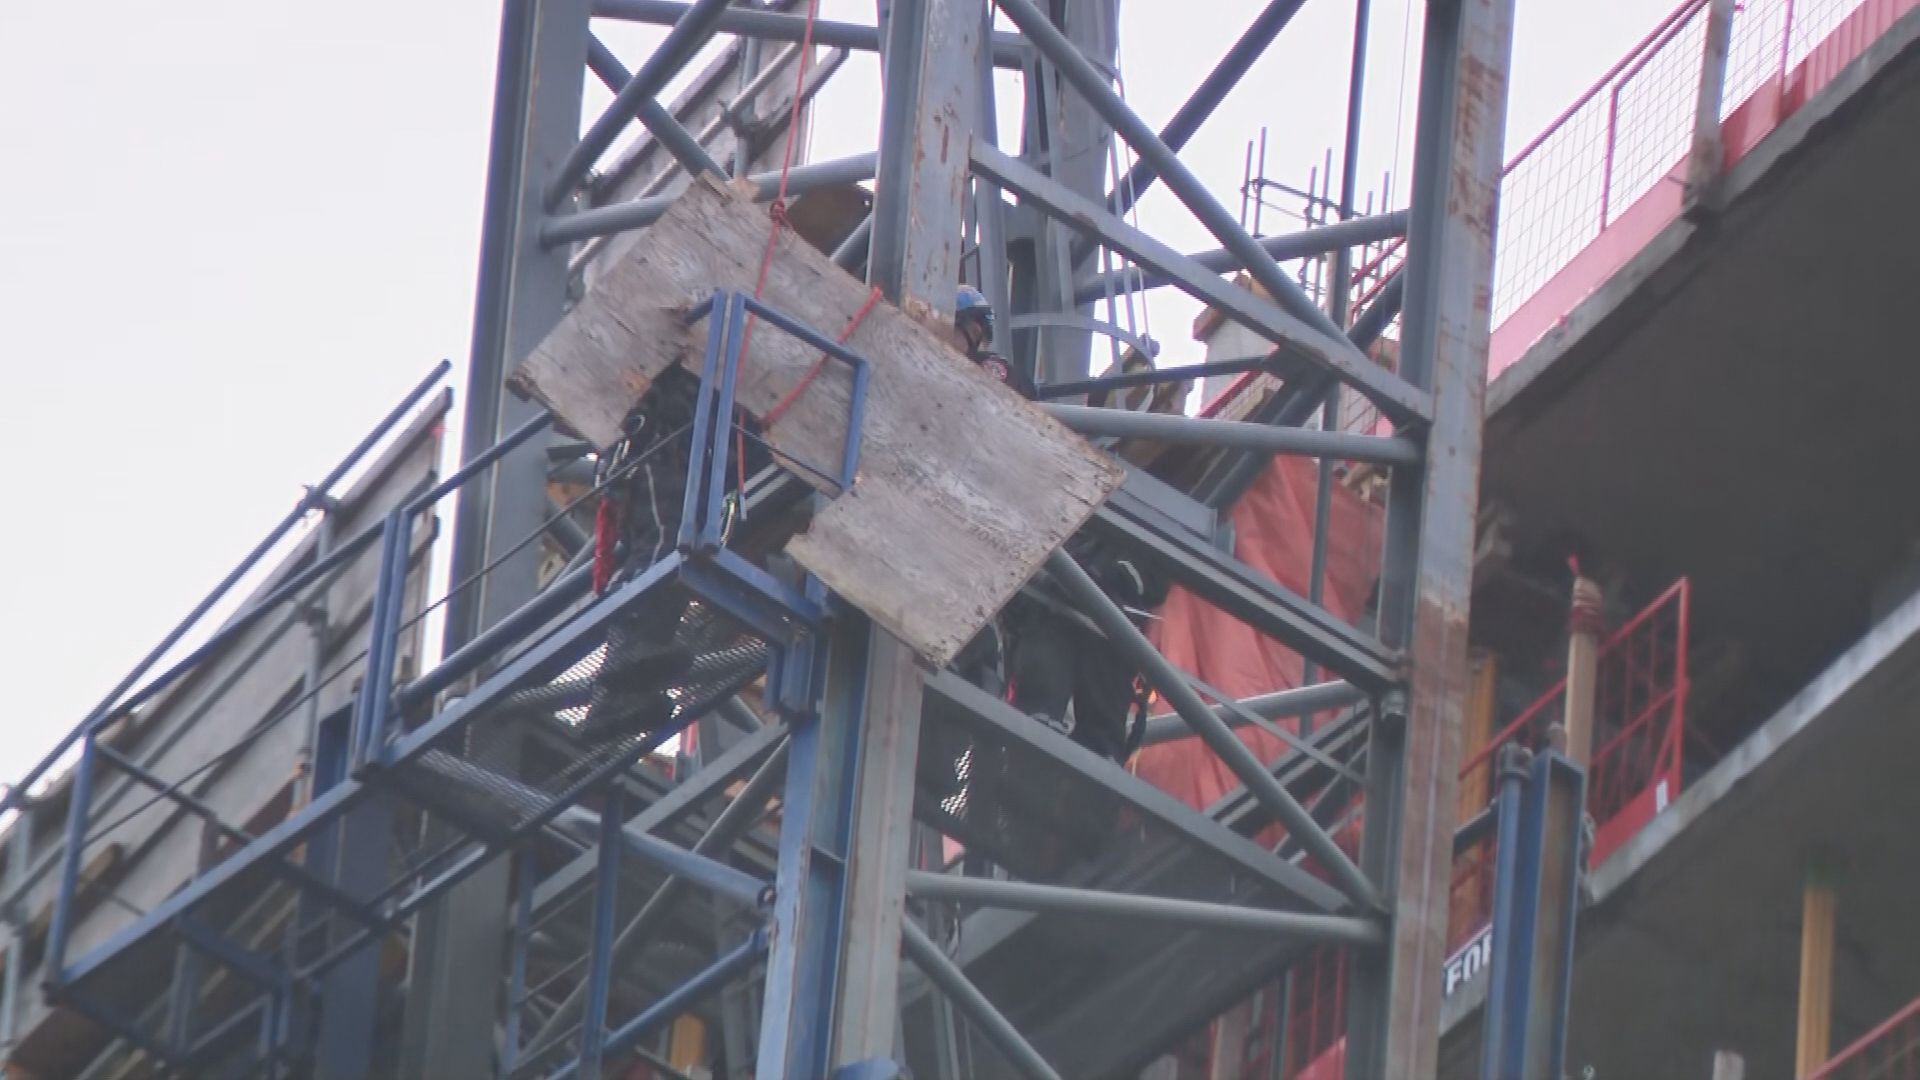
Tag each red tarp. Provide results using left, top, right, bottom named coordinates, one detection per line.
left=1136, top=455, right=1383, bottom=810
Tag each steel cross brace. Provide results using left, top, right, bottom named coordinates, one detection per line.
left=921, top=671, right=1348, bottom=913
left=970, top=139, right=1431, bottom=425
left=1094, top=473, right=1402, bottom=690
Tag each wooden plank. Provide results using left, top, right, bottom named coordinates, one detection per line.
left=511, top=174, right=1124, bottom=666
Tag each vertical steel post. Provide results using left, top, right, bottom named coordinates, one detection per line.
left=1346, top=0, right=1516, bottom=1077
left=403, top=1, right=591, bottom=1074
left=311, top=792, right=395, bottom=1078
left=1037, top=0, right=1119, bottom=388
left=45, top=733, right=98, bottom=983
left=0, top=809, right=28, bottom=1054
left=1477, top=746, right=1530, bottom=1078
left=578, top=787, right=625, bottom=1080
left=972, top=1, right=1012, bottom=324
left=503, top=848, right=536, bottom=1076
left=1685, top=0, right=1738, bottom=217
left=1479, top=750, right=1584, bottom=1080
left=1301, top=0, right=1372, bottom=694
left=296, top=508, right=335, bottom=801
left=810, top=0, right=984, bottom=1069
left=756, top=625, right=862, bottom=1078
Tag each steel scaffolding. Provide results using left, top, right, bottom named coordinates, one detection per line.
left=26, top=0, right=1518, bottom=1076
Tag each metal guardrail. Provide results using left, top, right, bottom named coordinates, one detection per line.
left=1491, top=0, right=1904, bottom=334
left=1449, top=578, right=1690, bottom=955
left=1810, top=992, right=1920, bottom=1079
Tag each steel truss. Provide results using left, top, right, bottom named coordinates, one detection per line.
left=34, top=0, right=1516, bottom=1076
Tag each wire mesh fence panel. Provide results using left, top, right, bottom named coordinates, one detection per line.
left=1488, top=0, right=1889, bottom=330
left=390, top=586, right=772, bottom=844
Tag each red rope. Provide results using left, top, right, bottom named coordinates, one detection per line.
left=592, top=494, right=623, bottom=594
left=732, top=0, right=824, bottom=495
left=762, top=285, right=884, bottom=430
left=602, top=4, right=824, bottom=563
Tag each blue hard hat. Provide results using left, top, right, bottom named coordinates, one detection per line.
left=955, top=285, right=992, bottom=318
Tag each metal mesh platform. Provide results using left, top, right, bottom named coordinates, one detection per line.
left=390, top=586, right=771, bottom=842
left=51, top=579, right=780, bottom=1074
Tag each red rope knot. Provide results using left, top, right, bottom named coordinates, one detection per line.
left=767, top=198, right=789, bottom=229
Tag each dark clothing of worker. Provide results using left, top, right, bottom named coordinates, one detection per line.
left=579, top=368, right=768, bottom=741
left=947, top=286, right=1030, bottom=702
left=1006, top=537, right=1168, bottom=762
left=970, top=347, right=1037, bottom=400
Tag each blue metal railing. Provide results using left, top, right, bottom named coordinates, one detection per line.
left=41, top=290, right=873, bottom=1076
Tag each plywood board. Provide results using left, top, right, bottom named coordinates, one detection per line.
left=511, top=174, right=1124, bottom=666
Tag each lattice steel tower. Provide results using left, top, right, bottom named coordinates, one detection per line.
left=25, top=1, right=1517, bottom=1077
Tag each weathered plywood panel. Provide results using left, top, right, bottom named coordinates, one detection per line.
left=512, top=175, right=1123, bottom=666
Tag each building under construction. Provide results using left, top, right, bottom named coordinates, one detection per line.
left=5, top=0, right=1919, bottom=1077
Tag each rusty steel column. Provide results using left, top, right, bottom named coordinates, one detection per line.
left=1344, top=0, right=1517, bottom=1075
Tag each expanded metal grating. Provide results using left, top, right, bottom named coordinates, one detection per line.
left=393, top=586, right=771, bottom=841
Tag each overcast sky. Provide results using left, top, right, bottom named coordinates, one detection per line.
left=0, top=0, right=1679, bottom=787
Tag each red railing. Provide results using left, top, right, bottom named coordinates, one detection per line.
left=1489, top=0, right=1920, bottom=377
left=1448, top=578, right=1691, bottom=953
left=1207, top=0, right=1918, bottom=425
left=1811, top=993, right=1920, bottom=1079
left=1283, top=945, right=1349, bottom=1080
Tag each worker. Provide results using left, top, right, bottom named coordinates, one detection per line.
left=945, top=286, right=1022, bottom=704
left=954, top=285, right=1036, bottom=399
left=948, top=286, right=1169, bottom=763
left=578, top=366, right=770, bottom=741
left=1006, top=535, right=1168, bottom=763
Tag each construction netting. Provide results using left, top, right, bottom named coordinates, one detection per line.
left=1137, top=454, right=1382, bottom=811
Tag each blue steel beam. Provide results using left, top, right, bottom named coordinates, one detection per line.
left=592, top=0, right=1030, bottom=67
left=1193, top=269, right=1405, bottom=510
left=901, top=920, right=1060, bottom=1080
left=992, top=0, right=1384, bottom=402
left=1045, top=548, right=1382, bottom=912
left=545, top=0, right=732, bottom=208
left=1071, top=210, right=1409, bottom=305
left=922, top=671, right=1347, bottom=912
left=549, top=930, right=769, bottom=1080
left=540, top=151, right=879, bottom=246
left=552, top=807, right=771, bottom=909
left=1092, top=475, right=1400, bottom=691
left=1481, top=750, right=1584, bottom=1080
left=577, top=787, right=624, bottom=1080
left=584, top=33, right=724, bottom=179
left=969, top=141, right=1430, bottom=426
left=53, top=555, right=686, bottom=993
left=514, top=738, right=790, bottom=1072
left=1081, top=0, right=1308, bottom=250
left=755, top=616, right=862, bottom=1078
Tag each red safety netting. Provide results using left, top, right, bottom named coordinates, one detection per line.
left=1135, top=454, right=1383, bottom=811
